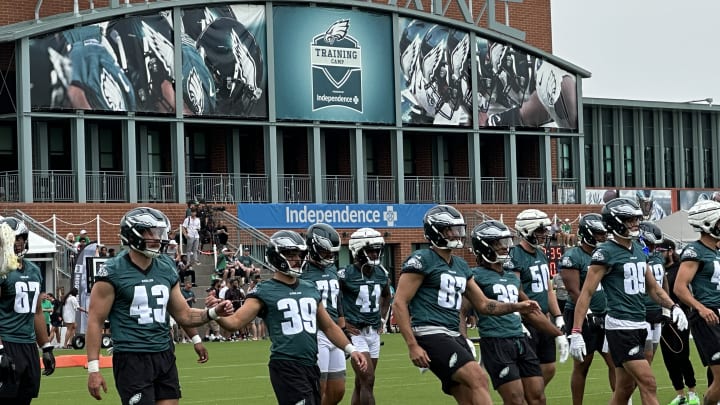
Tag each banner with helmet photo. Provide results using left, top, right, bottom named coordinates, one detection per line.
left=30, top=12, right=177, bottom=113
left=618, top=189, right=672, bottom=220
left=273, top=6, right=394, bottom=124
left=398, top=17, right=578, bottom=129
left=678, top=189, right=720, bottom=211
left=181, top=5, right=267, bottom=117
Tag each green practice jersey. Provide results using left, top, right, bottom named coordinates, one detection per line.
left=339, top=263, right=389, bottom=329
left=401, top=249, right=472, bottom=332
left=95, top=251, right=179, bottom=352
left=644, top=251, right=665, bottom=312
left=591, top=241, right=648, bottom=322
left=559, top=246, right=607, bottom=313
left=249, top=278, right=322, bottom=366
left=300, top=262, right=341, bottom=323
left=506, top=245, right=551, bottom=313
left=0, top=259, right=43, bottom=343
left=680, top=241, right=720, bottom=308
left=471, top=266, right=523, bottom=338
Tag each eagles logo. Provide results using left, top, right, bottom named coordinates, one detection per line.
left=186, top=66, right=205, bottom=114
left=100, top=67, right=127, bottom=111
left=591, top=250, right=605, bottom=262
left=681, top=247, right=698, bottom=259
left=404, top=256, right=423, bottom=270
left=560, top=256, right=573, bottom=268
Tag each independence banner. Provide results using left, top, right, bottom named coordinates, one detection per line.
left=237, top=204, right=435, bottom=229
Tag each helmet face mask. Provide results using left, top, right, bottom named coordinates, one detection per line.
left=515, top=209, right=551, bottom=249
left=578, top=213, right=607, bottom=247
left=423, top=205, right=466, bottom=250
left=688, top=200, right=720, bottom=239
left=349, top=228, right=384, bottom=266
left=602, top=198, right=643, bottom=239
left=266, top=230, right=307, bottom=277
left=119, top=207, right=170, bottom=258
left=471, top=220, right=513, bottom=264
left=306, top=224, right=341, bottom=267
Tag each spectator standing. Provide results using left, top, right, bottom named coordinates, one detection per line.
left=182, top=208, right=201, bottom=265
left=41, top=292, right=53, bottom=337
left=48, top=293, right=63, bottom=347
left=61, top=287, right=86, bottom=349
left=76, top=230, right=91, bottom=245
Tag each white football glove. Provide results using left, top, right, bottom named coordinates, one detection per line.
left=521, top=323, right=531, bottom=337
left=569, top=332, right=586, bottom=362
left=671, top=305, right=689, bottom=331
left=554, top=315, right=565, bottom=331
left=555, top=335, right=569, bottom=363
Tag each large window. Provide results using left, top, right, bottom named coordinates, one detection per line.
left=642, top=111, right=655, bottom=187
left=602, top=109, right=614, bottom=186
left=622, top=110, right=634, bottom=186
left=702, top=113, right=713, bottom=187
left=663, top=111, right=674, bottom=187
left=682, top=112, right=694, bottom=186
left=559, top=140, right=571, bottom=179
left=403, top=137, right=414, bottom=175
left=583, top=108, right=594, bottom=186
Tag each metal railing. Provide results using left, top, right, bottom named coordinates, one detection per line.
left=279, top=174, right=312, bottom=203
left=404, top=176, right=472, bottom=203
left=14, top=209, right=76, bottom=281
left=517, top=177, right=545, bottom=204
left=0, top=171, right=19, bottom=202
left=32, top=170, right=75, bottom=202
left=0, top=170, right=578, bottom=205
left=552, top=178, right=579, bottom=204
left=480, top=177, right=509, bottom=203
left=217, top=211, right=273, bottom=276
left=86, top=171, right=126, bottom=202
left=324, top=175, right=354, bottom=203
left=137, top=172, right=175, bottom=203
left=366, top=176, right=395, bottom=203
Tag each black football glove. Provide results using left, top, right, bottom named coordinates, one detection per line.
left=0, top=345, right=16, bottom=384
left=41, top=344, right=56, bottom=376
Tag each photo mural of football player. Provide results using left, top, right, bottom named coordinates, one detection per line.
left=679, top=190, right=720, bottom=211
left=399, top=19, right=471, bottom=126
left=30, top=24, right=136, bottom=111
left=181, top=5, right=267, bottom=117
left=619, top=189, right=671, bottom=220
left=105, top=12, right=178, bottom=113
left=476, top=39, right=578, bottom=129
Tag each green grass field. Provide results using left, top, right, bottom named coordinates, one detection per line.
left=34, top=333, right=708, bottom=405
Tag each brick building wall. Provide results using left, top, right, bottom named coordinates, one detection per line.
left=0, top=202, right=599, bottom=283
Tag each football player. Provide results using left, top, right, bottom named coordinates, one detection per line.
left=392, top=205, right=540, bottom=404
left=638, top=221, right=667, bottom=365
left=560, top=213, right=616, bottom=405
left=299, top=223, right=345, bottom=405
left=213, top=230, right=367, bottom=405
left=636, top=190, right=667, bottom=221
left=465, top=220, right=565, bottom=405
left=0, top=218, right=56, bottom=404
left=508, top=209, right=568, bottom=386
left=86, top=207, right=233, bottom=403
left=569, top=198, right=687, bottom=405
left=674, top=199, right=720, bottom=404
left=339, top=228, right=391, bottom=405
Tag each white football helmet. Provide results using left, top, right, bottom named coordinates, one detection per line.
left=515, top=209, right=551, bottom=248
left=349, top=228, right=385, bottom=266
left=688, top=200, right=720, bottom=239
